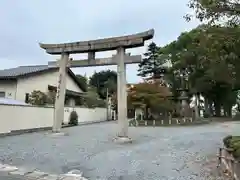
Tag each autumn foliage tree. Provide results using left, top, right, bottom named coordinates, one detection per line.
left=127, top=82, right=174, bottom=119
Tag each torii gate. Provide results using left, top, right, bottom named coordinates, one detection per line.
left=39, top=29, right=154, bottom=142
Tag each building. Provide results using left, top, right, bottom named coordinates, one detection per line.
left=0, top=65, right=85, bottom=106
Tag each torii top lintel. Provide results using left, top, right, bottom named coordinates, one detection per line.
left=39, top=29, right=154, bottom=55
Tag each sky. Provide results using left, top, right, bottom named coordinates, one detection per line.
left=0, top=0, right=199, bottom=83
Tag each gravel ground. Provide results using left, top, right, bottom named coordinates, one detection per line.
left=0, top=121, right=239, bottom=180
left=0, top=172, right=25, bottom=180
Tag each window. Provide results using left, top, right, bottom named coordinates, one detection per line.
left=0, top=91, right=5, bottom=98
left=25, top=93, right=29, bottom=103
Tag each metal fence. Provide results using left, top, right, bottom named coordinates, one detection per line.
left=217, top=147, right=240, bottom=180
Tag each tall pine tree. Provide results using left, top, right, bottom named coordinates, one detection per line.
left=138, top=42, right=167, bottom=79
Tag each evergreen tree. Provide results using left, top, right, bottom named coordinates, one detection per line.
left=89, top=70, right=117, bottom=99
left=76, top=74, right=88, bottom=92
left=138, top=42, right=166, bottom=79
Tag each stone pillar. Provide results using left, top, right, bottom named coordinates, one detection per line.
left=116, top=47, right=128, bottom=138
left=88, top=52, right=95, bottom=60
left=107, top=96, right=112, bottom=120
left=53, top=53, right=69, bottom=133
left=194, top=95, right=199, bottom=119
left=180, top=90, right=189, bottom=117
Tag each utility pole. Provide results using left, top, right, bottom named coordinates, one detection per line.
left=106, top=88, right=109, bottom=121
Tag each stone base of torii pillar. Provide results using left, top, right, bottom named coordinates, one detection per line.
left=113, top=136, right=133, bottom=144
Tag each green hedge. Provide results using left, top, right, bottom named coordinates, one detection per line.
left=68, top=111, right=78, bottom=126
left=223, top=135, right=240, bottom=160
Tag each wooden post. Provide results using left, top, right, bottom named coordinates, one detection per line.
left=106, top=88, right=109, bottom=121
left=230, top=159, right=234, bottom=179
left=217, top=148, right=222, bottom=168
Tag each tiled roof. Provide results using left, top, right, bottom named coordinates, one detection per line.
left=0, top=65, right=86, bottom=92
left=0, top=65, right=56, bottom=78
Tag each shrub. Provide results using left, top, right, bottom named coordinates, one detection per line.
left=223, top=135, right=240, bottom=159
left=29, top=90, right=48, bottom=106
left=203, top=111, right=211, bottom=118
left=129, top=119, right=137, bottom=126
left=233, top=112, right=240, bottom=120
left=69, top=111, right=78, bottom=126
left=233, top=148, right=240, bottom=160
left=223, top=135, right=233, bottom=148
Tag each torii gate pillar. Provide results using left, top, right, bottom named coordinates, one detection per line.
left=53, top=53, right=69, bottom=132
left=116, top=47, right=128, bottom=138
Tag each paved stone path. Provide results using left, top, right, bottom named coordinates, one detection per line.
left=0, top=121, right=239, bottom=179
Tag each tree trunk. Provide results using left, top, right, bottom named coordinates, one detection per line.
left=223, top=104, right=232, bottom=117
left=209, top=100, right=214, bottom=116
left=227, top=106, right=232, bottom=117
left=214, top=102, right=221, bottom=117
left=204, top=98, right=210, bottom=115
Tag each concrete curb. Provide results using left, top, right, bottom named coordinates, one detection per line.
left=78, top=119, right=110, bottom=126
left=0, top=127, right=52, bottom=138
left=0, top=163, right=89, bottom=180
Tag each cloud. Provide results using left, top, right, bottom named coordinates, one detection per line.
left=0, top=0, right=199, bottom=83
